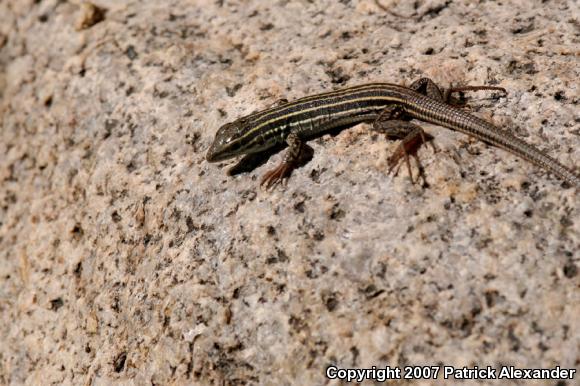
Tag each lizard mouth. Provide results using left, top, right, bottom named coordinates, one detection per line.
left=205, top=147, right=225, bottom=162
left=206, top=142, right=235, bottom=163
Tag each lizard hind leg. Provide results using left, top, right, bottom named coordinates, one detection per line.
left=409, top=77, right=507, bottom=106
left=444, top=84, right=507, bottom=108
left=409, top=77, right=445, bottom=101
left=372, top=119, right=433, bottom=184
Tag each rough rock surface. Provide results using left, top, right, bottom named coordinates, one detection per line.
left=1, top=0, right=578, bottom=385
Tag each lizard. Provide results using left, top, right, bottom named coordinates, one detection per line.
left=206, top=78, right=579, bottom=188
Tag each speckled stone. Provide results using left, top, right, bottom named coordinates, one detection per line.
left=0, top=0, right=578, bottom=385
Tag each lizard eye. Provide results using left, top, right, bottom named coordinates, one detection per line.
left=218, top=122, right=241, bottom=143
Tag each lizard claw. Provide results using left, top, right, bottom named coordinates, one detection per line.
left=260, top=162, right=294, bottom=190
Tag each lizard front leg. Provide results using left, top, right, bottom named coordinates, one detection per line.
left=260, top=132, right=312, bottom=189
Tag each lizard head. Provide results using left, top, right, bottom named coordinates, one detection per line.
left=206, top=119, right=248, bottom=162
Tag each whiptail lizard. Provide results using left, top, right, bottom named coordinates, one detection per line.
left=206, top=78, right=579, bottom=188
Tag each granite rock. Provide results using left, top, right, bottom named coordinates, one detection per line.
left=0, top=0, right=578, bottom=385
